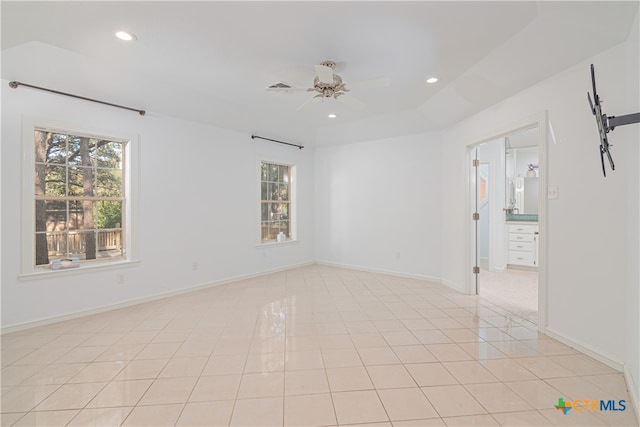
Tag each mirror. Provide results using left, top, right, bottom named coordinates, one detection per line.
left=505, top=128, right=539, bottom=219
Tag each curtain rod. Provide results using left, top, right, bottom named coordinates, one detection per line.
left=8, top=81, right=146, bottom=116
left=251, top=134, right=304, bottom=150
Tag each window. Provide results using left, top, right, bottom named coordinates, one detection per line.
left=22, top=120, right=138, bottom=274
left=260, top=161, right=295, bottom=243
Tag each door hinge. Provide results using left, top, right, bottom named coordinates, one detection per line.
left=472, top=212, right=480, bottom=221
left=473, top=266, right=480, bottom=274
left=473, top=159, right=480, bottom=167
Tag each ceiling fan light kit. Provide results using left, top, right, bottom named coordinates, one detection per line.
left=267, top=59, right=390, bottom=111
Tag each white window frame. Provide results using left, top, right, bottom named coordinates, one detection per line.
left=20, top=117, right=139, bottom=278
left=257, top=159, right=297, bottom=245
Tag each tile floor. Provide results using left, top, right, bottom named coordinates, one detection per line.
left=1, top=265, right=637, bottom=426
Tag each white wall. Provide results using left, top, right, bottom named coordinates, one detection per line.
left=314, top=133, right=442, bottom=280
left=440, top=33, right=639, bottom=394
left=1, top=82, right=315, bottom=329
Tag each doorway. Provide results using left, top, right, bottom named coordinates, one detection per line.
left=469, top=116, right=547, bottom=330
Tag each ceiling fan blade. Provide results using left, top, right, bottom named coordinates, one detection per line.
left=296, top=96, right=320, bottom=111
left=336, top=94, right=365, bottom=109
left=314, top=64, right=334, bottom=84
left=265, top=82, right=308, bottom=93
left=345, top=77, right=390, bottom=91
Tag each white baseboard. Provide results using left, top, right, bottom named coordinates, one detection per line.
left=623, top=365, right=640, bottom=427
left=314, top=260, right=441, bottom=283
left=544, top=327, right=624, bottom=372
left=1, top=261, right=314, bottom=335
left=315, top=260, right=466, bottom=293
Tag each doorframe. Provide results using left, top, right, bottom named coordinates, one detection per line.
left=465, top=111, right=548, bottom=333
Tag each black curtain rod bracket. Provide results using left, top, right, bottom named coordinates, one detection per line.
left=9, top=81, right=146, bottom=116
left=251, top=134, right=304, bottom=150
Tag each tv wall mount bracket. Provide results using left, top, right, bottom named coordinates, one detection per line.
left=587, top=64, right=640, bottom=177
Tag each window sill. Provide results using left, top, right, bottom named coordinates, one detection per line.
left=18, top=259, right=140, bottom=281
left=256, top=239, right=299, bottom=248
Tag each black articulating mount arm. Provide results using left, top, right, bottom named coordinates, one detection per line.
left=588, top=64, right=640, bottom=177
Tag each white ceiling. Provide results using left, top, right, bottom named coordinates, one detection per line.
left=2, top=1, right=638, bottom=148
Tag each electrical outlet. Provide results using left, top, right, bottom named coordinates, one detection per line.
left=117, top=272, right=124, bottom=284
left=192, top=261, right=198, bottom=271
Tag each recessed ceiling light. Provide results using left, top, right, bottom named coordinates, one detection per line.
left=426, top=77, right=439, bottom=84
left=328, top=113, right=337, bottom=118
left=115, top=31, right=136, bottom=41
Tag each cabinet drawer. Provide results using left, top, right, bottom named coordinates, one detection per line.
left=508, top=224, right=537, bottom=234
left=509, top=233, right=534, bottom=243
left=509, top=251, right=535, bottom=266
left=509, top=241, right=534, bottom=252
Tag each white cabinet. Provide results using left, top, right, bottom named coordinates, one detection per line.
left=507, top=224, right=538, bottom=267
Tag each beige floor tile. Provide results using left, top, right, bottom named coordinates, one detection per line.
left=545, top=376, right=610, bottom=401
left=465, top=382, right=532, bottom=413
left=237, top=371, right=284, bottom=399
left=189, top=374, right=241, bottom=401
left=121, top=403, right=184, bottom=426
left=393, top=345, right=437, bottom=364
left=515, top=356, right=575, bottom=379
left=375, top=319, right=409, bottom=332
left=550, top=354, right=618, bottom=376
left=176, top=400, right=234, bottom=426
left=230, top=396, right=283, bottom=426
left=285, top=369, right=329, bottom=395
left=318, top=334, right=355, bottom=351
left=202, top=354, right=246, bottom=375
left=94, top=343, right=145, bottom=362
left=138, top=377, right=197, bottom=405
left=378, top=387, right=438, bottom=420
left=1, top=412, right=26, bottom=426
left=326, top=366, right=374, bottom=392
left=286, top=335, right=321, bottom=351
left=321, top=348, right=363, bottom=368
left=331, top=390, right=389, bottom=425
left=381, top=331, right=421, bottom=346
left=158, top=357, right=207, bottom=378
left=13, top=409, right=79, bottom=426
left=504, top=379, right=565, bottom=409
left=481, top=358, right=538, bottom=381
left=358, top=347, right=400, bottom=365
left=35, top=382, right=106, bottom=411
left=67, top=406, right=133, bottom=426
left=285, top=350, right=324, bottom=370
left=21, top=363, right=86, bottom=386
left=393, top=418, right=445, bottom=426
left=134, top=342, right=181, bottom=360
left=244, top=352, right=285, bottom=373
left=67, top=361, right=125, bottom=384
left=284, top=393, right=337, bottom=426
left=442, top=361, right=500, bottom=384
left=366, top=364, right=416, bottom=389
left=491, top=410, right=553, bottom=426
left=85, top=379, right=152, bottom=408
left=413, top=330, right=453, bottom=345
left=443, top=414, right=500, bottom=426
left=345, top=320, right=378, bottom=334
left=1, top=364, right=50, bottom=386
left=426, top=344, right=474, bottom=362
left=457, top=341, right=508, bottom=360
left=405, top=363, right=459, bottom=387
left=113, top=358, right=168, bottom=381
left=421, top=385, right=486, bottom=418
left=2, top=384, right=60, bottom=412
left=350, top=332, right=388, bottom=348
left=56, top=346, right=109, bottom=363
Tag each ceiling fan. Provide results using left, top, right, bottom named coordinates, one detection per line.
left=266, top=60, right=390, bottom=111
